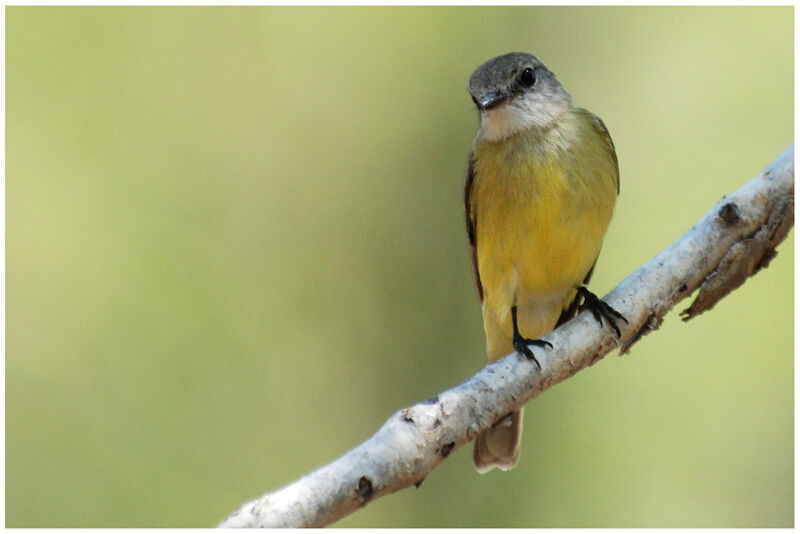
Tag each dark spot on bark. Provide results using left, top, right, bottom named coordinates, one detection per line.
left=621, top=313, right=661, bottom=353
left=422, top=395, right=439, bottom=405
left=432, top=418, right=441, bottom=428
left=356, top=476, right=374, bottom=504
left=440, top=442, right=455, bottom=458
left=719, top=202, right=741, bottom=226
left=679, top=283, right=688, bottom=292
left=400, top=412, right=414, bottom=424
left=415, top=477, right=426, bottom=488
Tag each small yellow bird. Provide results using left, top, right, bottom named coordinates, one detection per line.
left=464, top=52, right=626, bottom=473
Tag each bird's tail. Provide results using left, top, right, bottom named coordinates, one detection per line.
left=473, top=409, right=523, bottom=473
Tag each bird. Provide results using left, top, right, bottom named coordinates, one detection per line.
left=464, top=52, right=626, bottom=473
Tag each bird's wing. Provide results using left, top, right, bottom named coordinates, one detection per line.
left=464, top=152, right=483, bottom=303
left=588, top=112, right=620, bottom=194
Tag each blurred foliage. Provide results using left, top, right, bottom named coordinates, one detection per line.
left=6, top=6, right=793, bottom=527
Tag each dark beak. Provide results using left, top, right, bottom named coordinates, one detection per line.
left=474, top=91, right=509, bottom=111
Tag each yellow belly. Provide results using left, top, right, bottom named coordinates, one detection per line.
left=471, top=115, right=618, bottom=361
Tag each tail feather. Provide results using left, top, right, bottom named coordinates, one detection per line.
left=473, top=409, right=523, bottom=473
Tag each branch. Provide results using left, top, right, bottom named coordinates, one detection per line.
left=219, top=145, right=794, bottom=528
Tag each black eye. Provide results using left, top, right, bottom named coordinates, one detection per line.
left=518, top=67, right=536, bottom=88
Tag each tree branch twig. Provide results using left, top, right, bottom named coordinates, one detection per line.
left=219, top=145, right=794, bottom=528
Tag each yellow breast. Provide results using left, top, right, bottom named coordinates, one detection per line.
left=470, top=108, right=618, bottom=356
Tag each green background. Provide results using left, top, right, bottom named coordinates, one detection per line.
left=6, top=6, right=793, bottom=527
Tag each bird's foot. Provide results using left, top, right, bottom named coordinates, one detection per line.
left=512, top=332, right=552, bottom=370
left=577, top=287, right=628, bottom=338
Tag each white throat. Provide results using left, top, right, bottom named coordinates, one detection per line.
left=478, top=92, right=572, bottom=142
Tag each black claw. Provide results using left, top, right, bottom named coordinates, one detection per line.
left=577, top=287, right=628, bottom=338
left=512, top=334, right=552, bottom=369
left=510, top=306, right=552, bottom=370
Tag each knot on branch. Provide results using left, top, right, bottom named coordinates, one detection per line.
left=718, top=202, right=742, bottom=226
left=356, top=476, right=374, bottom=504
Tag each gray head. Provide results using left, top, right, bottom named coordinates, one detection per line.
left=468, top=52, right=572, bottom=141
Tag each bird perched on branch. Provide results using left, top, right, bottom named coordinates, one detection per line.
left=464, top=52, right=626, bottom=473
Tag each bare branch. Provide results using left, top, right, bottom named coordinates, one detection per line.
left=219, top=145, right=794, bottom=528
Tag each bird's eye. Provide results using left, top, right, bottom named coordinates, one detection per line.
left=518, top=67, right=536, bottom=88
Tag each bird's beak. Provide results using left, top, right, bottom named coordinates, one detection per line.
left=474, top=91, right=509, bottom=111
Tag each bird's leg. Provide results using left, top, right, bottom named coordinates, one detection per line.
left=577, top=287, right=628, bottom=338
left=511, top=305, right=552, bottom=370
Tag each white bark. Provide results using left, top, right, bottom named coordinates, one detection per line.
left=219, top=145, right=794, bottom=528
